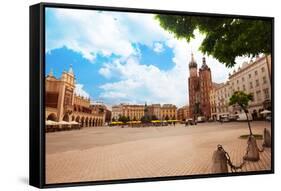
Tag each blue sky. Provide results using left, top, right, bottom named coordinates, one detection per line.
left=45, top=7, right=240, bottom=107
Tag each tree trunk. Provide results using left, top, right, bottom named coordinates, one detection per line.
left=245, top=110, right=253, bottom=135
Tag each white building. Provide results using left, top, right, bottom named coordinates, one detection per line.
left=211, top=55, right=271, bottom=120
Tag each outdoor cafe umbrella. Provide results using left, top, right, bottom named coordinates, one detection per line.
left=57, top=121, right=71, bottom=125
left=46, top=120, right=58, bottom=125
left=69, top=121, right=79, bottom=125
left=260, top=110, right=271, bottom=114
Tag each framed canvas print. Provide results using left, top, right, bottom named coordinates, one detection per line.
left=29, top=2, right=274, bottom=188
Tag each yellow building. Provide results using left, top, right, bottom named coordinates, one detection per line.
left=210, top=82, right=231, bottom=120
left=45, top=67, right=106, bottom=128
left=111, top=104, right=144, bottom=121
left=161, top=104, right=177, bottom=120
left=111, top=103, right=177, bottom=121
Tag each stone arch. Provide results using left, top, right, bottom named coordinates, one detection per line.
left=85, top=117, right=89, bottom=127
left=75, top=116, right=80, bottom=122
left=89, top=118, right=92, bottom=127
left=63, top=113, right=70, bottom=122
left=81, top=116, right=85, bottom=127
left=47, top=113, right=57, bottom=121
left=92, top=118, right=95, bottom=126
left=71, top=115, right=75, bottom=121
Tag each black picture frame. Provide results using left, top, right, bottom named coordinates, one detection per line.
left=30, top=2, right=274, bottom=189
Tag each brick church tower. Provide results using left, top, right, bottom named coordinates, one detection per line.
left=199, top=57, right=212, bottom=119
left=188, top=54, right=212, bottom=120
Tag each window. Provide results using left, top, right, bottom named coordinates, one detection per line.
left=263, top=88, right=269, bottom=99
left=250, top=92, right=255, bottom=101
left=248, top=73, right=252, bottom=78
left=243, top=84, right=246, bottom=91
left=250, top=82, right=253, bottom=89
left=261, top=67, right=265, bottom=72
left=256, top=79, right=259, bottom=87
left=255, top=70, right=258, bottom=76
left=242, top=77, right=245, bottom=82
left=237, top=79, right=239, bottom=84
left=256, top=90, right=261, bottom=101
left=263, top=76, right=267, bottom=84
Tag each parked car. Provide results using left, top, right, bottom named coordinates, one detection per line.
left=185, top=118, right=197, bottom=126
left=229, top=114, right=238, bottom=121
left=236, top=113, right=253, bottom=121
left=197, top=116, right=206, bottom=123
left=220, top=116, right=230, bottom=122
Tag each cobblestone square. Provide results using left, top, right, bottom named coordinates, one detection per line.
left=46, top=121, right=271, bottom=184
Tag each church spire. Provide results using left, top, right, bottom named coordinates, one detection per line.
left=49, top=68, right=53, bottom=76
left=200, top=57, right=210, bottom=70
left=68, top=64, right=73, bottom=74
left=189, top=53, right=197, bottom=68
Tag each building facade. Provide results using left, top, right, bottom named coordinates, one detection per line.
left=228, top=55, right=271, bottom=117
left=111, top=103, right=177, bottom=121
left=111, top=104, right=145, bottom=121
left=210, top=55, right=271, bottom=119
left=210, top=82, right=231, bottom=120
left=147, top=104, right=161, bottom=119
left=161, top=104, right=177, bottom=120
left=188, top=54, right=213, bottom=119
left=177, top=105, right=190, bottom=121
left=45, top=67, right=106, bottom=127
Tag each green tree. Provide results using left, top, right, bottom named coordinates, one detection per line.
left=155, top=15, right=272, bottom=67
left=229, top=91, right=253, bottom=135
left=141, top=115, right=151, bottom=123
left=118, top=115, right=130, bottom=123
left=151, top=115, right=158, bottom=120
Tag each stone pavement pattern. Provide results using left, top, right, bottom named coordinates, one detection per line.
left=46, top=122, right=271, bottom=184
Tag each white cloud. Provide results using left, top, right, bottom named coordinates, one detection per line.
left=99, top=53, right=189, bottom=107
left=153, top=42, right=165, bottom=53
left=47, top=8, right=250, bottom=107
left=74, top=84, right=90, bottom=98
left=46, top=8, right=170, bottom=62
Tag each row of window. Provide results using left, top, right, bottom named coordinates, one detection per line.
left=211, top=88, right=270, bottom=111
left=233, top=76, right=268, bottom=88
left=233, top=66, right=266, bottom=86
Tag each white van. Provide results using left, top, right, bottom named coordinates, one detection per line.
left=237, top=113, right=253, bottom=121
left=197, top=116, right=206, bottom=123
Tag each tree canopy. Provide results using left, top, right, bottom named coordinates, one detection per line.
left=229, top=91, right=254, bottom=135
left=229, top=91, right=253, bottom=110
left=156, top=15, right=272, bottom=67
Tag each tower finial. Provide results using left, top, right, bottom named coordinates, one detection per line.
left=49, top=68, right=53, bottom=76
left=202, top=57, right=206, bottom=65
left=189, top=52, right=197, bottom=68
left=69, top=64, right=73, bottom=74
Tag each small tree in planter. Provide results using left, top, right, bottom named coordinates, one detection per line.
left=229, top=91, right=253, bottom=135
left=229, top=91, right=259, bottom=161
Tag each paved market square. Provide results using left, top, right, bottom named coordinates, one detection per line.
left=46, top=121, right=271, bottom=184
